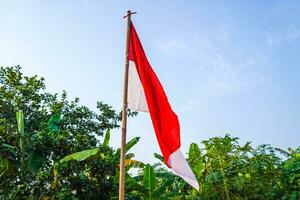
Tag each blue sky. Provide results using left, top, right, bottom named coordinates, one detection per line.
left=0, top=1, right=299, bottom=164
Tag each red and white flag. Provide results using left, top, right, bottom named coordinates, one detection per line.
left=127, top=21, right=199, bottom=190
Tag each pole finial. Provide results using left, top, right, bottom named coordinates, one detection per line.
left=123, top=10, right=137, bottom=18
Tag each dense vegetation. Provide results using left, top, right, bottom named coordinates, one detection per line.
left=0, top=66, right=299, bottom=199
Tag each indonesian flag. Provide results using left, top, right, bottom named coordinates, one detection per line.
left=127, top=21, right=199, bottom=190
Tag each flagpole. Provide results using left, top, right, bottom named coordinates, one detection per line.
left=119, top=10, right=136, bottom=200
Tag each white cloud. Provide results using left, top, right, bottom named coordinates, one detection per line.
left=160, top=32, right=266, bottom=89
left=158, top=26, right=268, bottom=112
left=266, top=24, right=300, bottom=46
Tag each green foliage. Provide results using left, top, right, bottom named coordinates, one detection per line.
left=189, top=143, right=204, bottom=180
left=103, top=128, right=111, bottom=147
left=57, top=148, right=101, bottom=164
left=0, top=66, right=121, bottom=199
left=144, top=135, right=300, bottom=200
left=16, top=110, right=24, bottom=136
left=154, top=153, right=164, bottom=163
left=48, top=113, right=62, bottom=132
left=1, top=66, right=299, bottom=199
left=181, top=135, right=299, bottom=200
left=281, top=147, right=300, bottom=199
left=126, top=137, right=140, bottom=152
left=125, top=164, right=175, bottom=200
left=143, top=164, right=158, bottom=199
left=0, top=157, right=11, bottom=177
left=26, top=151, right=44, bottom=172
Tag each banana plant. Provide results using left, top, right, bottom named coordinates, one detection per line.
left=51, top=147, right=104, bottom=189
left=51, top=128, right=110, bottom=189
left=103, top=127, right=144, bottom=169
left=124, top=137, right=145, bottom=170
left=125, top=164, right=173, bottom=200
left=51, top=127, right=144, bottom=189
left=0, top=111, right=45, bottom=179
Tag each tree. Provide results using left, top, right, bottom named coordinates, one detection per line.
left=281, top=147, right=300, bottom=200
left=0, top=66, right=121, bottom=199
left=184, top=135, right=299, bottom=200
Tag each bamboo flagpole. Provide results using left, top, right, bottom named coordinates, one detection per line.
left=119, top=10, right=136, bottom=200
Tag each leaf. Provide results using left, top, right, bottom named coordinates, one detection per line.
left=51, top=167, right=58, bottom=189
left=154, top=153, right=164, bottom=163
left=143, top=164, right=157, bottom=199
left=126, top=137, right=140, bottom=152
left=16, top=110, right=25, bottom=154
left=52, top=148, right=101, bottom=189
left=48, top=114, right=61, bottom=132
left=16, top=110, right=24, bottom=136
left=205, top=172, right=222, bottom=183
left=2, top=144, right=18, bottom=156
left=103, top=128, right=110, bottom=146
left=126, top=153, right=135, bottom=159
left=125, top=172, right=145, bottom=192
left=0, top=157, right=11, bottom=177
left=189, top=143, right=204, bottom=179
left=58, top=148, right=100, bottom=164
left=125, top=159, right=145, bottom=169
left=189, top=143, right=201, bottom=161
left=275, top=147, right=291, bottom=157
left=26, top=151, right=44, bottom=172
left=154, top=179, right=173, bottom=197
